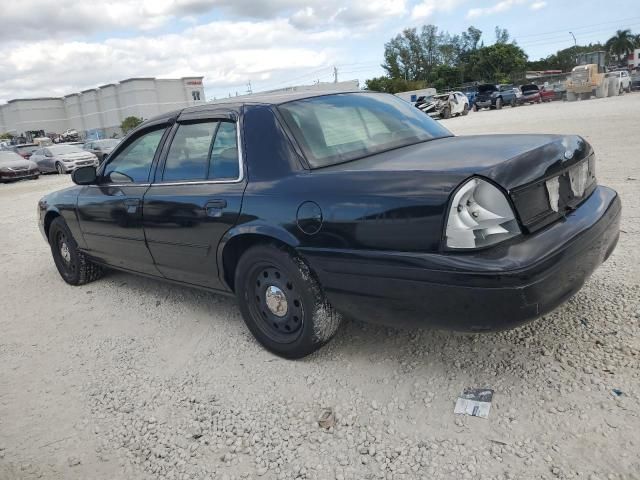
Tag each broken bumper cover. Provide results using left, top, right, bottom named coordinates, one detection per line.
left=301, top=186, right=621, bottom=331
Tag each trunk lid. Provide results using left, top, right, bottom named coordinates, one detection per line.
left=322, top=134, right=595, bottom=232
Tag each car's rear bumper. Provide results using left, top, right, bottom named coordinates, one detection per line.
left=300, top=186, right=621, bottom=331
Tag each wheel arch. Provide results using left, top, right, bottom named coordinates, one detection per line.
left=43, top=209, right=61, bottom=239
left=218, top=225, right=301, bottom=292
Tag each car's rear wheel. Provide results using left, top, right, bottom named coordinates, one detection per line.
left=495, top=97, right=502, bottom=110
left=510, top=97, right=516, bottom=107
left=472, top=103, right=478, bottom=112
left=235, top=244, right=341, bottom=359
left=462, top=104, right=469, bottom=115
left=49, top=217, right=103, bottom=285
left=55, top=163, right=65, bottom=174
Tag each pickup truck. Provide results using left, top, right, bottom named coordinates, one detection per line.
left=474, top=84, right=518, bottom=110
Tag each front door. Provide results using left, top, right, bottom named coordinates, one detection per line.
left=142, top=116, right=246, bottom=288
left=77, top=125, right=169, bottom=275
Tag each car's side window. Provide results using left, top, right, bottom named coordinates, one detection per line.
left=163, top=121, right=218, bottom=181
left=209, top=121, right=239, bottom=180
left=103, top=128, right=165, bottom=184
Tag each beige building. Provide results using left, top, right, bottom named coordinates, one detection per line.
left=0, top=77, right=205, bottom=138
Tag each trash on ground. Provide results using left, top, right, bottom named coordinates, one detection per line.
left=318, top=408, right=335, bottom=429
left=454, top=388, right=494, bottom=418
left=612, top=389, right=624, bottom=397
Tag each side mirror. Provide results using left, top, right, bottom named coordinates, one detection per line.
left=72, top=166, right=97, bottom=185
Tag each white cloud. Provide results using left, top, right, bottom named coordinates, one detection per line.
left=0, top=0, right=408, bottom=41
left=0, top=18, right=346, bottom=102
left=530, top=1, right=547, bottom=10
left=411, top=0, right=465, bottom=20
left=466, top=0, right=546, bottom=18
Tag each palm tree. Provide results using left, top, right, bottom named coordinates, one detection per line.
left=605, top=29, right=635, bottom=63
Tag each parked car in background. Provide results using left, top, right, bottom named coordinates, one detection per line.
left=38, top=91, right=620, bottom=358
left=539, top=86, right=556, bottom=102
left=0, top=151, right=39, bottom=182
left=513, top=86, right=523, bottom=104
left=60, top=129, right=79, bottom=142
left=84, top=139, right=120, bottom=163
left=474, top=84, right=518, bottom=110
left=551, top=82, right=567, bottom=100
left=520, top=84, right=542, bottom=104
left=605, top=71, right=631, bottom=94
left=416, top=91, right=469, bottom=119
left=631, top=71, right=640, bottom=91
left=10, top=143, right=39, bottom=159
left=30, top=144, right=98, bottom=174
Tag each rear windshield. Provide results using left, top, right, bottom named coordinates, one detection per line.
left=478, top=85, right=497, bottom=93
left=278, top=93, right=451, bottom=168
left=15, top=145, right=37, bottom=154
left=521, top=84, right=539, bottom=91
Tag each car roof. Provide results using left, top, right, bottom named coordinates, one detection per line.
left=141, top=90, right=367, bottom=126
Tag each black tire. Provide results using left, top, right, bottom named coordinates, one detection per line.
left=48, top=217, right=103, bottom=285
left=472, top=103, right=478, bottom=112
left=510, top=97, right=516, bottom=107
left=55, top=162, right=65, bottom=174
left=495, top=97, right=503, bottom=110
left=235, top=244, right=341, bottom=359
left=462, top=104, right=469, bottom=116
left=440, top=106, right=451, bottom=119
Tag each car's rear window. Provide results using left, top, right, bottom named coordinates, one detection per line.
left=478, top=85, right=497, bottom=93
left=278, top=93, right=451, bottom=168
left=521, top=84, right=539, bottom=92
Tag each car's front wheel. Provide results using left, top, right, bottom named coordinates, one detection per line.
left=49, top=217, right=103, bottom=285
left=235, top=244, right=341, bottom=359
left=495, top=97, right=502, bottom=109
left=55, top=163, right=65, bottom=174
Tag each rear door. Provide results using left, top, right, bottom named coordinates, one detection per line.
left=142, top=108, right=246, bottom=288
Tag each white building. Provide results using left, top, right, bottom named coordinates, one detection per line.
left=0, top=77, right=205, bottom=139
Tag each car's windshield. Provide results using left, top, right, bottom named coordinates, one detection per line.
left=0, top=151, right=24, bottom=164
left=49, top=145, right=83, bottom=154
left=95, top=139, right=119, bottom=148
left=15, top=145, right=37, bottom=154
left=278, top=93, right=451, bottom=168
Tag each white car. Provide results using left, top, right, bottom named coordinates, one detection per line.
left=606, top=70, right=632, bottom=94
left=416, top=91, right=470, bottom=119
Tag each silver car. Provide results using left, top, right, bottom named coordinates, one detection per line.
left=31, top=145, right=99, bottom=174
left=82, top=139, right=120, bottom=163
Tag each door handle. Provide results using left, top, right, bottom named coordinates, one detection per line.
left=205, top=199, right=227, bottom=217
left=124, top=199, right=140, bottom=213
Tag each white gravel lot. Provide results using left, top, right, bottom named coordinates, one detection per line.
left=1, top=93, right=639, bottom=480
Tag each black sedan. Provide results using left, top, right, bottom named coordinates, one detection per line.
left=0, top=151, right=39, bottom=182
left=37, top=92, right=621, bottom=358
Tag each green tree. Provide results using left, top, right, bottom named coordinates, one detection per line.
left=120, top=116, right=143, bottom=134
left=606, top=29, right=636, bottom=63
left=470, top=43, right=528, bottom=83
left=0, top=132, right=14, bottom=140
left=365, top=76, right=426, bottom=94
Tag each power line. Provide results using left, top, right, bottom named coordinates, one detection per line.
left=516, top=15, right=640, bottom=39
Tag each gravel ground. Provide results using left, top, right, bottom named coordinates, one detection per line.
left=1, top=93, right=639, bottom=480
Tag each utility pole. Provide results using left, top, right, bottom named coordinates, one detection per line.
left=569, top=32, right=577, bottom=65
left=246, top=80, right=252, bottom=94
left=333, top=66, right=338, bottom=83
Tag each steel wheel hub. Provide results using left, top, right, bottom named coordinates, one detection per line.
left=265, top=285, right=288, bottom=317
left=252, top=266, right=303, bottom=340
left=60, top=240, right=71, bottom=263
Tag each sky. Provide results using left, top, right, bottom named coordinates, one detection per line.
left=0, top=0, right=638, bottom=103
